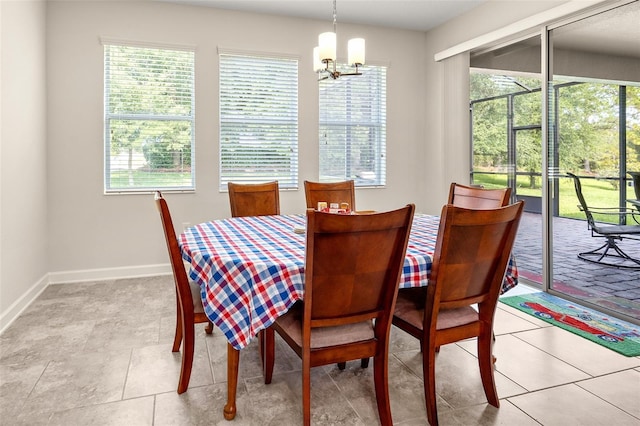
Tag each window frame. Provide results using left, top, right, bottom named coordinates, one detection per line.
left=103, top=41, right=196, bottom=194
left=318, top=64, right=387, bottom=187
left=218, top=51, right=299, bottom=191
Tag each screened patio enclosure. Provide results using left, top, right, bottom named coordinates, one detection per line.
left=468, top=1, right=640, bottom=324
left=470, top=73, right=640, bottom=323
left=470, top=77, right=640, bottom=219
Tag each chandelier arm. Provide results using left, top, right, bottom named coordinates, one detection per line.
left=316, top=0, right=363, bottom=81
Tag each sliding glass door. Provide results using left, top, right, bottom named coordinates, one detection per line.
left=469, top=1, right=640, bottom=324
left=470, top=35, right=545, bottom=288
left=547, top=1, right=640, bottom=322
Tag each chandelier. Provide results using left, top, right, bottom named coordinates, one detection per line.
left=313, top=0, right=365, bottom=80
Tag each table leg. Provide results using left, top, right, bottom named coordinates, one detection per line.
left=223, top=343, right=240, bottom=420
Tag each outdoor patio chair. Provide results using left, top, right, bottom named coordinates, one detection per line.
left=567, top=173, right=640, bottom=269
left=628, top=172, right=640, bottom=217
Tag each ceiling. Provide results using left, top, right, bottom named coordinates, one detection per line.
left=158, top=0, right=487, bottom=32
left=552, top=1, right=640, bottom=59
left=157, top=1, right=639, bottom=59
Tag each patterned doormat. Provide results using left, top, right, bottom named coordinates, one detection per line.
left=500, top=292, right=640, bottom=356
left=517, top=269, right=640, bottom=320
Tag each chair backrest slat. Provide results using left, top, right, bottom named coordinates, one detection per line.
left=228, top=181, right=280, bottom=217
left=567, top=173, right=597, bottom=228
left=448, top=182, right=511, bottom=209
left=304, top=205, right=415, bottom=329
left=430, top=202, right=524, bottom=311
left=304, top=180, right=356, bottom=211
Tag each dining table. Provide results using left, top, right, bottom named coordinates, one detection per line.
left=179, top=213, right=518, bottom=420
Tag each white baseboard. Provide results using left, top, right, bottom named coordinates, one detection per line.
left=48, top=263, right=172, bottom=284
left=0, top=273, right=49, bottom=334
left=0, top=264, right=172, bottom=334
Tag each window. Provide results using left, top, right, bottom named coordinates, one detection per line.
left=319, top=65, right=386, bottom=186
left=219, top=53, right=299, bottom=189
left=104, top=43, right=195, bottom=192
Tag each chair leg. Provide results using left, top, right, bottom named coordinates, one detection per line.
left=261, top=328, right=275, bottom=384
left=205, top=321, right=214, bottom=334
left=608, top=239, right=640, bottom=266
left=423, top=344, right=438, bottom=426
left=578, top=237, right=640, bottom=269
left=177, top=323, right=195, bottom=394
left=336, top=358, right=369, bottom=369
left=478, top=331, right=499, bottom=407
left=172, top=302, right=183, bottom=353
left=372, top=355, right=393, bottom=426
left=492, top=332, right=497, bottom=364
left=302, top=357, right=312, bottom=426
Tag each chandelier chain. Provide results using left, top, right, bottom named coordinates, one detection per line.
left=315, top=0, right=363, bottom=81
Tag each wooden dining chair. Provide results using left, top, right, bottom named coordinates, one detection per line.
left=228, top=181, right=280, bottom=217
left=262, top=204, right=415, bottom=426
left=448, top=182, right=511, bottom=209
left=448, top=182, right=512, bottom=363
left=392, top=201, right=524, bottom=426
left=227, top=181, right=281, bottom=366
left=305, top=179, right=369, bottom=369
left=304, top=180, right=356, bottom=211
left=154, top=191, right=214, bottom=394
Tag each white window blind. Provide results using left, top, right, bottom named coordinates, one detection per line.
left=219, top=54, right=299, bottom=189
left=104, top=44, right=195, bottom=193
left=319, top=65, right=386, bottom=187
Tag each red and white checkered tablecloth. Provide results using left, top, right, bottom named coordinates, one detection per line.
left=179, top=214, right=518, bottom=350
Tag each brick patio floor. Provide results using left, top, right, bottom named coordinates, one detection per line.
left=513, top=212, right=640, bottom=322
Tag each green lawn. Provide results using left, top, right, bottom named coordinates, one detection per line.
left=110, top=169, right=193, bottom=188
left=109, top=168, right=637, bottom=224
left=474, top=173, right=637, bottom=223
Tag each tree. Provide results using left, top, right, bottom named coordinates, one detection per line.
left=471, top=73, right=640, bottom=192
left=557, top=82, right=619, bottom=183
left=106, top=45, right=194, bottom=188
left=626, top=86, right=640, bottom=173
left=471, top=73, right=542, bottom=185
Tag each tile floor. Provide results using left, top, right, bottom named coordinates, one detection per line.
left=1, top=275, right=639, bottom=425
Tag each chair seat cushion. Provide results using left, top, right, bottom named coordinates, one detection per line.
left=189, top=281, right=205, bottom=314
left=592, top=223, right=640, bottom=235
left=275, top=303, right=375, bottom=349
left=394, top=290, right=478, bottom=330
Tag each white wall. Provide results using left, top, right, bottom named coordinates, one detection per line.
left=1, top=0, right=570, bottom=329
left=423, top=0, right=570, bottom=205
left=44, top=1, right=428, bottom=278
left=0, top=0, right=49, bottom=329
